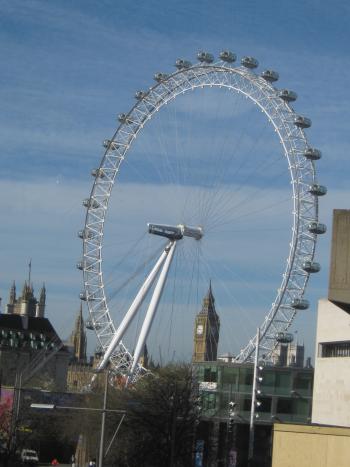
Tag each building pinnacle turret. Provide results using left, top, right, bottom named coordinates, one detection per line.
left=9, top=281, right=16, bottom=304
left=70, top=303, right=87, bottom=363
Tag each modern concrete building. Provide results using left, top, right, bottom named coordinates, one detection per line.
left=272, top=423, right=350, bottom=467
left=312, top=299, right=350, bottom=426
left=312, top=209, right=350, bottom=427
left=328, top=209, right=350, bottom=308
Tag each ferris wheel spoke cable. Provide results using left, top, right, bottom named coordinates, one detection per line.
left=205, top=147, right=284, bottom=226
left=197, top=245, right=260, bottom=324
left=195, top=246, right=248, bottom=351
left=194, top=138, right=279, bottom=231
left=81, top=52, right=323, bottom=381
left=103, top=231, right=149, bottom=283
left=166, top=245, right=181, bottom=359
left=207, top=164, right=291, bottom=232
left=206, top=108, right=268, bottom=198
left=107, top=242, right=167, bottom=301
left=204, top=140, right=288, bottom=230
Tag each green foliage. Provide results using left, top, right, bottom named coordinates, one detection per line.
left=106, top=364, right=200, bottom=467
left=8, top=364, right=200, bottom=465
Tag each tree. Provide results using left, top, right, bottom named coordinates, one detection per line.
left=0, top=388, right=13, bottom=466
left=106, top=364, right=200, bottom=467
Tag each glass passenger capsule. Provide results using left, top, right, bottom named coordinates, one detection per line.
left=118, top=113, right=132, bottom=124
left=154, top=72, right=169, bottom=82
left=304, top=148, right=322, bottom=160
left=275, top=332, right=294, bottom=343
left=308, top=222, right=327, bottom=234
left=291, top=298, right=310, bottom=310
left=91, top=168, right=106, bottom=178
left=219, top=50, right=236, bottom=63
left=102, top=140, right=119, bottom=150
left=85, top=320, right=95, bottom=330
left=261, top=70, right=279, bottom=82
left=241, top=56, right=259, bottom=68
left=302, top=261, right=321, bottom=273
left=86, top=320, right=101, bottom=331
left=135, top=90, right=146, bottom=100
left=78, top=229, right=93, bottom=239
left=79, top=292, right=87, bottom=301
left=278, top=89, right=297, bottom=102
left=197, top=51, right=214, bottom=63
left=175, top=59, right=192, bottom=69
left=83, top=198, right=100, bottom=209
left=76, top=260, right=92, bottom=270
left=309, top=184, right=327, bottom=196
left=294, top=115, right=312, bottom=128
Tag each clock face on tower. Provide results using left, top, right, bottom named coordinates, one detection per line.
left=196, top=324, right=203, bottom=335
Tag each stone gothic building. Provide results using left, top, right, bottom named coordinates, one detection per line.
left=6, top=280, right=46, bottom=318
left=69, top=303, right=87, bottom=363
left=0, top=275, right=69, bottom=391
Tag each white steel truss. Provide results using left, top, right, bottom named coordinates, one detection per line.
left=80, top=52, right=324, bottom=381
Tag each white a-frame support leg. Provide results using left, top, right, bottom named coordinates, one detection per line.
left=128, top=240, right=177, bottom=383
left=95, top=243, right=172, bottom=374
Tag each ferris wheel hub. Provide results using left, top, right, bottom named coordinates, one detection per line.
left=147, top=222, right=203, bottom=241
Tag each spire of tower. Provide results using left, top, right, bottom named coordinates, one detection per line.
left=36, top=283, right=46, bottom=318
left=9, top=281, right=16, bottom=304
left=193, top=281, right=220, bottom=363
left=22, top=280, right=29, bottom=300
left=77, top=302, right=83, bottom=329
left=39, top=283, right=46, bottom=306
left=201, top=280, right=215, bottom=315
left=28, top=258, right=32, bottom=286
left=70, top=303, right=87, bottom=362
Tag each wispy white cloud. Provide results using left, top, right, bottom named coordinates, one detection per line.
left=1, top=0, right=349, bottom=362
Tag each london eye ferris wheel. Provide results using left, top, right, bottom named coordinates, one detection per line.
left=78, top=50, right=326, bottom=383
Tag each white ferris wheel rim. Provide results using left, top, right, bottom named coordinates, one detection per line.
left=80, top=53, right=322, bottom=379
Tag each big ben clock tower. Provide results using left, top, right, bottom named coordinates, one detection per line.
left=193, top=282, right=220, bottom=362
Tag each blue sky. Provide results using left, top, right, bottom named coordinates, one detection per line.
left=1, top=0, right=349, bottom=362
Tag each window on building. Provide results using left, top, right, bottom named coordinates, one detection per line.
left=261, top=371, right=275, bottom=392
left=203, top=393, right=216, bottom=410
left=258, top=397, right=272, bottom=413
left=238, top=368, right=253, bottom=389
left=275, top=371, right=291, bottom=393
left=243, top=397, right=252, bottom=411
left=219, top=392, right=229, bottom=409
left=293, top=398, right=309, bottom=416
left=221, top=368, right=238, bottom=385
left=204, top=368, right=217, bottom=382
left=277, top=398, right=293, bottom=414
left=294, top=373, right=312, bottom=391
left=319, top=341, right=350, bottom=358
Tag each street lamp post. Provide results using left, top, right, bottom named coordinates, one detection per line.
left=227, top=401, right=237, bottom=467
left=248, top=328, right=260, bottom=466
left=98, top=371, right=108, bottom=467
left=30, top=390, right=126, bottom=467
